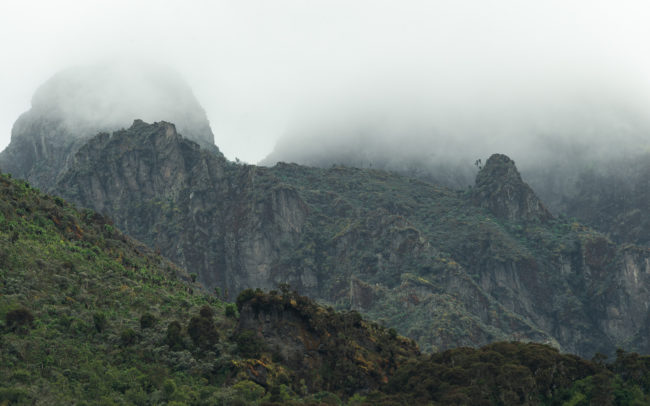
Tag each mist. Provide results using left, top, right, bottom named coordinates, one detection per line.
left=263, top=69, right=650, bottom=178
left=15, top=61, right=214, bottom=147
left=2, top=1, right=650, bottom=165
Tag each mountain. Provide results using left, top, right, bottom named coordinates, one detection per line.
left=262, top=119, right=650, bottom=249
left=0, top=62, right=220, bottom=189
left=0, top=171, right=419, bottom=404
left=4, top=119, right=638, bottom=358
left=2, top=169, right=650, bottom=405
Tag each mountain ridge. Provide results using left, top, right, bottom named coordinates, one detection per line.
left=22, top=119, right=646, bottom=357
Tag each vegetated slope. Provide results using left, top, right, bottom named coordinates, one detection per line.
left=379, top=342, right=650, bottom=405
left=47, top=120, right=650, bottom=358
left=0, top=173, right=421, bottom=404
left=557, top=153, right=650, bottom=247
left=264, top=130, right=650, bottom=248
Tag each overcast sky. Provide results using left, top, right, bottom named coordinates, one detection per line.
left=1, top=0, right=650, bottom=163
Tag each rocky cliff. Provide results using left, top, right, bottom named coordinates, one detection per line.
left=30, top=120, right=647, bottom=357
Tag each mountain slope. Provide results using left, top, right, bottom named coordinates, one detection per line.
left=1, top=129, right=650, bottom=404
left=0, top=172, right=421, bottom=404
left=42, top=120, right=650, bottom=357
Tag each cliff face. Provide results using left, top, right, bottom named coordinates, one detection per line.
left=235, top=289, right=419, bottom=394
left=13, top=120, right=650, bottom=357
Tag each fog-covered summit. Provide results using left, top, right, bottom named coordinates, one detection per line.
left=21, top=61, right=214, bottom=147
left=261, top=81, right=650, bottom=184
left=0, top=61, right=217, bottom=188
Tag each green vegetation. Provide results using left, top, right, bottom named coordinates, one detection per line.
left=372, top=343, right=650, bottom=405
left=1, top=172, right=650, bottom=404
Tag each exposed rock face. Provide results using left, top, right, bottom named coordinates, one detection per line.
left=26, top=120, right=650, bottom=357
left=235, top=289, right=419, bottom=394
left=0, top=63, right=217, bottom=188
left=473, top=154, right=553, bottom=222
left=57, top=120, right=304, bottom=297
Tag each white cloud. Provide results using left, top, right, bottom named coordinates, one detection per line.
left=1, top=0, right=649, bottom=163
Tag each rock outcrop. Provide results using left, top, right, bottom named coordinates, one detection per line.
left=472, top=154, right=553, bottom=222
left=235, top=289, right=419, bottom=394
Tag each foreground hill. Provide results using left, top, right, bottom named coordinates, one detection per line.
left=24, top=120, right=646, bottom=358
left=1, top=174, right=650, bottom=405
left=0, top=172, right=420, bottom=404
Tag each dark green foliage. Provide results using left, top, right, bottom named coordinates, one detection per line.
left=187, top=306, right=218, bottom=349
left=120, top=328, right=139, bottom=346
left=163, top=379, right=176, bottom=398
left=139, top=312, right=156, bottom=329
left=199, top=304, right=213, bottom=318
left=380, top=341, right=650, bottom=405
left=235, top=289, right=419, bottom=395
left=236, top=288, right=262, bottom=311
left=93, top=311, right=107, bottom=332
left=233, top=329, right=266, bottom=358
left=0, top=387, right=31, bottom=404
left=165, top=321, right=184, bottom=351
left=5, top=308, right=33, bottom=332
left=225, top=303, right=238, bottom=319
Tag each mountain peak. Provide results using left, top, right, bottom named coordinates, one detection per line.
left=0, top=63, right=216, bottom=189
left=472, top=153, right=552, bottom=222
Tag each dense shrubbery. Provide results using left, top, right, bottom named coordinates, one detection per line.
left=187, top=305, right=219, bottom=349
left=374, top=342, right=650, bottom=405
left=4, top=308, right=33, bottom=332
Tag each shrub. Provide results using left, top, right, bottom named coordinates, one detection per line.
left=140, top=313, right=157, bottom=329
left=225, top=304, right=238, bottom=319
left=233, top=329, right=266, bottom=358
left=232, top=380, right=266, bottom=402
left=236, top=288, right=262, bottom=311
left=199, top=304, right=213, bottom=318
left=163, top=379, right=176, bottom=399
left=93, top=312, right=108, bottom=332
left=188, top=316, right=218, bottom=349
left=166, top=321, right=184, bottom=351
left=0, top=388, right=30, bottom=403
left=120, top=328, right=139, bottom=346
left=188, top=306, right=218, bottom=349
left=5, top=308, right=34, bottom=332
left=10, top=369, right=31, bottom=384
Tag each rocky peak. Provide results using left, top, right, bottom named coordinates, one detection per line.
left=0, top=62, right=217, bottom=189
left=472, top=154, right=552, bottom=222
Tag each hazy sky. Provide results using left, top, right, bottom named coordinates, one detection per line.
left=1, top=0, right=650, bottom=163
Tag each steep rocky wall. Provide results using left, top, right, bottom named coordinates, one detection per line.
left=32, top=121, right=650, bottom=357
